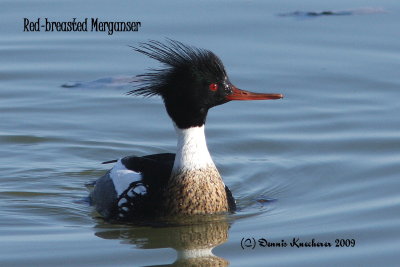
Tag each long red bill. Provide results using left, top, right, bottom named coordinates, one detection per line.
left=226, top=86, right=283, bottom=101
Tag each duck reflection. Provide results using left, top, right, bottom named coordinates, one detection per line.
left=93, top=215, right=231, bottom=266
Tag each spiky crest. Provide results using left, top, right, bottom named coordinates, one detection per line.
left=127, top=39, right=226, bottom=97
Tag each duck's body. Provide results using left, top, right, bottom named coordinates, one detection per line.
left=90, top=40, right=282, bottom=221
left=91, top=126, right=235, bottom=220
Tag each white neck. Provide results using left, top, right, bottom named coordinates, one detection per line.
left=172, top=125, right=215, bottom=173
left=177, top=247, right=213, bottom=260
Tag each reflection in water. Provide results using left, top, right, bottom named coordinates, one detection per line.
left=94, top=216, right=231, bottom=266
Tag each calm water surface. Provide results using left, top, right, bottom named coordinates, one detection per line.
left=1, top=0, right=400, bottom=266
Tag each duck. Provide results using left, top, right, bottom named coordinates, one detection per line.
left=90, top=39, right=283, bottom=221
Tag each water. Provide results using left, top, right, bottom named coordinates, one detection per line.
left=1, top=0, right=400, bottom=266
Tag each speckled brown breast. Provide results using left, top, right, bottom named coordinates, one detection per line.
left=163, top=167, right=229, bottom=215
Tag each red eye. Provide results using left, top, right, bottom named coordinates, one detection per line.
left=209, top=83, right=218, bottom=91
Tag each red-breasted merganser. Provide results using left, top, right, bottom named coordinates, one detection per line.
left=90, top=39, right=283, bottom=221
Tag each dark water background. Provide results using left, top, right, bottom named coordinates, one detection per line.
left=1, top=0, right=400, bottom=266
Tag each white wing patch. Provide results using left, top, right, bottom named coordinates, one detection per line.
left=110, top=159, right=142, bottom=197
